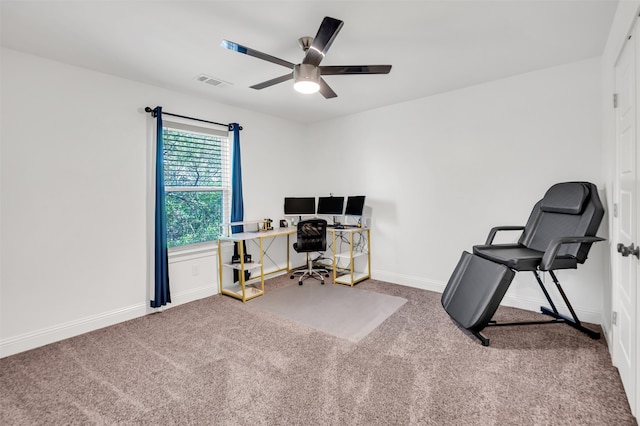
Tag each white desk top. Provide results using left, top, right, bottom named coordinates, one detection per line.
left=219, top=225, right=368, bottom=241
left=219, top=227, right=295, bottom=241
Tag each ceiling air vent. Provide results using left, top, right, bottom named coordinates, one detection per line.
left=195, top=74, right=231, bottom=88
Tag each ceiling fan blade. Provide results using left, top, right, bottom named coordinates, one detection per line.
left=302, top=17, right=344, bottom=67
left=221, top=40, right=295, bottom=69
left=250, top=73, right=293, bottom=90
left=318, top=78, right=337, bottom=99
left=320, top=65, right=392, bottom=75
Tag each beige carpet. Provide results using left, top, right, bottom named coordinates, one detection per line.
left=251, top=281, right=407, bottom=342
left=0, top=276, right=636, bottom=425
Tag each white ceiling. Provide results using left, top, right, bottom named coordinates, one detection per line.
left=0, top=0, right=618, bottom=124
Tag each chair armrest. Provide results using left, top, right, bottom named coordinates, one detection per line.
left=540, top=236, right=606, bottom=271
left=485, top=226, right=525, bottom=245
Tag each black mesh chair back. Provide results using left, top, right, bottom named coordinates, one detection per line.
left=295, top=219, right=327, bottom=253
left=291, top=219, right=329, bottom=285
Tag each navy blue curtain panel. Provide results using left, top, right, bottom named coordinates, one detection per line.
left=229, top=123, right=248, bottom=282
left=230, top=123, right=244, bottom=233
left=151, top=107, right=171, bottom=308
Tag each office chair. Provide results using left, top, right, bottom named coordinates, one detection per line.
left=291, top=219, right=330, bottom=285
left=441, top=182, right=605, bottom=346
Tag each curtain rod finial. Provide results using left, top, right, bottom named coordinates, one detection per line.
left=145, top=106, right=160, bottom=117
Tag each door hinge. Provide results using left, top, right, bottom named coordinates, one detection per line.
left=613, top=93, right=618, bottom=108
left=614, top=203, right=618, bottom=218
left=612, top=311, right=618, bottom=325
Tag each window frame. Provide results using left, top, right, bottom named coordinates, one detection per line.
left=162, top=119, right=231, bottom=249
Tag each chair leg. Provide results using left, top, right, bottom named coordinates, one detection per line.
left=539, top=271, right=600, bottom=340
left=291, top=255, right=329, bottom=279
left=311, top=255, right=331, bottom=277
left=485, top=270, right=600, bottom=340
left=471, top=330, right=490, bottom=346
left=297, top=254, right=325, bottom=285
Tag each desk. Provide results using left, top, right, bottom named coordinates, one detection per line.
left=218, top=227, right=295, bottom=302
left=328, top=227, right=371, bottom=286
left=218, top=223, right=371, bottom=300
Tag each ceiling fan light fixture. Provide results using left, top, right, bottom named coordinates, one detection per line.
left=293, top=64, right=320, bottom=94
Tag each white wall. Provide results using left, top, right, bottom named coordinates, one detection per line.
left=0, top=48, right=305, bottom=356
left=0, top=46, right=610, bottom=357
left=308, top=57, right=606, bottom=322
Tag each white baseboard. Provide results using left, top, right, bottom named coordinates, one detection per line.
left=371, top=269, right=603, bottom=325
left=168, top=284, right=218, bottom=307
left=373, top=269, right=446, bottom=293
left=0, top=284, right=218, bottom=358
left=0, top=303, right=148, bottom=358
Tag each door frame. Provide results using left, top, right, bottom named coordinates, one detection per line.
left=612, top=15, right=640, bottom=418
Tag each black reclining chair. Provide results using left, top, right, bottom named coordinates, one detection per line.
left=441, top=182, right=605, bottom=346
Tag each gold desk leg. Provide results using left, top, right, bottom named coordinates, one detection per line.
left=332, top=231, right=337, bottom=284
left=239, top=242, right=246, bottom=302
left=349, top=231, right=355, bottom=286
left=287, top=234, right=291, bottom=273
left=218, top=239, right=223, bottom=295
left=366, top=228, right=371, bottom=279
left=259, top=237, right=265, bottom=294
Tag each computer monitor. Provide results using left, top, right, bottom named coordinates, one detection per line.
left=317, top=196, right=344, bottom=215
left=284, top=197, right=316, bottom=216
left=344, top=196, right=366, bottom=216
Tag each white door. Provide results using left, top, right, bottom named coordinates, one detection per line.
left=614, top=19, right=639, bottom=417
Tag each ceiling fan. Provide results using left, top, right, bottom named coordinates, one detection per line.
left=220, top=16, right=392, bottom=98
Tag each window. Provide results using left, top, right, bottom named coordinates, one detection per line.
left=163, top=122, right=230, bottom=248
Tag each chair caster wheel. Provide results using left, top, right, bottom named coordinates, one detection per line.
left=290, top=275, right=294, bottom=279
left=325, top=274, right=329, bottom=277
left=298, top=282, right=303, bottom=286
left=321, top=281, right=324, bottom=285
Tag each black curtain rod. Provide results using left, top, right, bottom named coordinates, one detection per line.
left=144, top=106, right=242, bottom=131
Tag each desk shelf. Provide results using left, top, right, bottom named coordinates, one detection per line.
left=329, top=227, right=371, bottom=287
left=223, top=262, right=261, bottom=271
left=217, top=225, right=295, bottom=302
left=335, top=251, right=368, bottom=260
left=335, top=271, right=370, bottom=285
left=220, top=261, right=264, bottom=302
left=221, top=283, right=264, bottom=301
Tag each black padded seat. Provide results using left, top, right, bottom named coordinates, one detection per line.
left=473, top=244, right=578, bottom=271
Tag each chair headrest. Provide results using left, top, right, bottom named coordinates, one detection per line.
left=540, top=182, right=589, bottom=215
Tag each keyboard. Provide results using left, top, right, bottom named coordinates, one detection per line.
left=330, top=224, right=356, bottom=229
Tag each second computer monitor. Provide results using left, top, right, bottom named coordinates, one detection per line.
left=345, top=196, right=366, bottom=216
left=317, top=196, right=344, bottom=215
